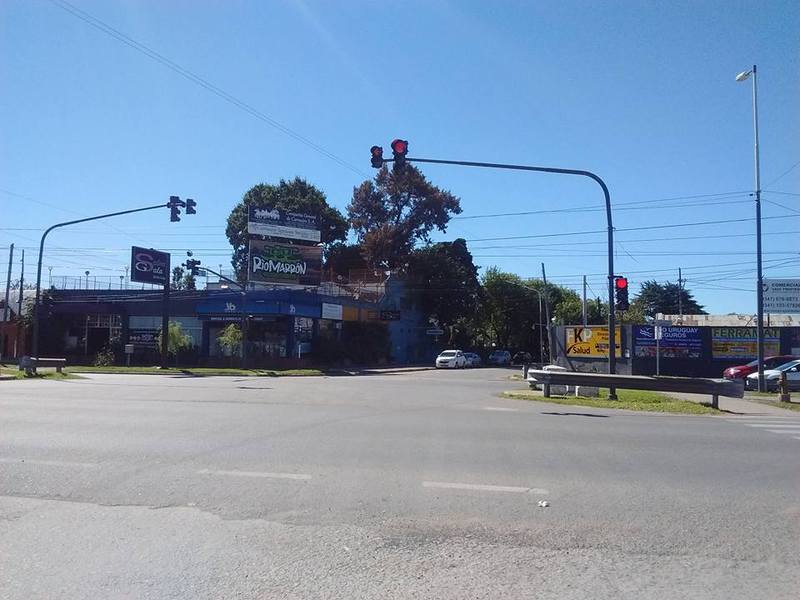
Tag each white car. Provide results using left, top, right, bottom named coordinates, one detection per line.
left=745, top=359, right=800, bottom=391
left=436, top=350, right=467, bottom=369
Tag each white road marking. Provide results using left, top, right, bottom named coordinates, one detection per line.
left=765, top=430, right=800, bottom=435
left=423, top=481, right=548, bottom=494
left=482, top=407, right=519, bottom=412
left=196, top=468, right=311, bottom=480
left=0, top=458, right=97, bottom=468
left=744, top=424, right=800, bottom=428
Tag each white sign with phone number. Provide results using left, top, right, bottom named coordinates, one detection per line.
left=763, top=279, right=800, bottom=314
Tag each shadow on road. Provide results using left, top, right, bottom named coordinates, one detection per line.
left=541, top=411, right=609, bottom=418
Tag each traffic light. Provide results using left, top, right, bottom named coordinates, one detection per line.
left=185, top=258, right=201, bottom=276
left=168, top=195, right=185, bottom=222
left=370, top=146, right=384, bottom=168
left=185, top=198, right=196, bottom=215
left=391, top=139, right=408, bottom=167
left=615, top=276, right=629, bottom=311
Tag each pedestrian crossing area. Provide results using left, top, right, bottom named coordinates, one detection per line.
left=725, top=415, right=800, bottom=441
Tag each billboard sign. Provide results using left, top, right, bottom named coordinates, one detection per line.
left=634, top=326, right=702, bottom=358
left=130, top=247, right=170, bottom=286
left=247, top=205, right=320, bottom=242
left=763, top=279, right=800, bottom=314
left=566, top=327, right=621, bottom=357
left=128, top=328, right=159, bottom=348
left=711, top=327, right=781, bottom=359
left=321, top=302, right=343, bottom=320
left=248, top=240, right=322, bottom=286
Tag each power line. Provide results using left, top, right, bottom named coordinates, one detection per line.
left=47, top=0, right=369, bottom=178
left=765, top=159, right=800, bottom=187
left=465, top=214, right=800, bottom=243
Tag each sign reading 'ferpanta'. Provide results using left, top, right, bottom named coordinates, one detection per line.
left=248, top=240, right=322, bottom=286
left=763, top=279, right=800, bottom=314
left=247, top=205, right=321, bottom=242
left=130, top=247, right=170, bottom=286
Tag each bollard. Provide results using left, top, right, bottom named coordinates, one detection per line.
left=779, top=372, right=791, bottom=403
left=522, top=364, right=529, bottom=380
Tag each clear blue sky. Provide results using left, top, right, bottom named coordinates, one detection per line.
left=1, top=0, right=798, bottom=313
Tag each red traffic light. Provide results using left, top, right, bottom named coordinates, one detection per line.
left=390, top=139, right=408, bottom=155
left=370, top=145, right=384, bottom=168
left=615, top=277, right=628, bottom=289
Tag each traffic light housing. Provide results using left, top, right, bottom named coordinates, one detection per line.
left=168, top=195, right=184, bottom=222
left=185, top=198, right=196, bottom=215
left=391, top=139, right=408, bottom=167
left=615, top=276, right=629, bottom=311
left=185, top=258, right=201, bottom=276
left=370, top=146, right=384, bottom=168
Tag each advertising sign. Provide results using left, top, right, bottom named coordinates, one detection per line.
left=763, top=279, right=800, bottom=314
left=247, top=205, right=320, bottom=242
left=634, top=326, right=702, bottom=358
left=128, top=328, right=159, bottom=348
left=566, top=327, right=621, bottom=357
left=711, top=327, right=780, bottom=359
left=248, top=240, right=322, bottom=286
left=130, top=247, right=170, bottom=286
left=321, top=302, right=343, bottom=320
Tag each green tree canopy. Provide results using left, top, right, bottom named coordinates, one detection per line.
left=226, top=178, right=348, bottom=281
left=347, top=165, right=461, bottom=268
left=323, top=242, right=369, bottom=279
left=632, top=280, right=705, bottom=318
left=406, top=238, right=481, bottom=343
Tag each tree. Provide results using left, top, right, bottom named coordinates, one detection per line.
left=226, top=178, right=349, bottom=281
left=171, top=266, right=196, bottom=291
left=632, top=281, right=705, bottom=319
left=323, top=242, right=368, bottom=279
left=348, top=165, right=461, bottom=268
left=406, top=239, right=480, bottom=345
left=475, top=269, right=540, bottom=351
left=217, top=323, right=243, bottom=357
left=155, top=321, right=193, bottom=365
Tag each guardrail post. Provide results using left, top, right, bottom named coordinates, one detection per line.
left=779, top=372, right=790, bottom=403
left=543, top=383, right=551, bottom=398
left=711, top=394, right=719, bottom=410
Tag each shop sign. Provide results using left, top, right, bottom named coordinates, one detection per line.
left=634, top=326, right=702, bottom=358
left=763, top=279, right=800, bottom=314
left=247, top=205, right=320, bottom=242
left=566, top=327, right=621, bottom=357
left=248, top=240, right=322, bottom=286
left=321, top=303, right=343, bottom=320
left=711, top=327, right=780, bottom=359
left=130, top=247, right=170, bottom=286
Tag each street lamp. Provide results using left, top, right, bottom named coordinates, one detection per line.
left=736, top=65, right=765, bottom=392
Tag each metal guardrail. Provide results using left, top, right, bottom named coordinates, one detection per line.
left=527, top=369, right=744, bottom=409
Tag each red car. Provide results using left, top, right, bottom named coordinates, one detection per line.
left=723, top=356, right=797, bottom=379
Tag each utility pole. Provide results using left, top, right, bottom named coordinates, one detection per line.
left=18, top=249, right=24, bottom=318
left=541, top=263, right=552, bottom=363
left=1, top=244, right=13, bottom=361
left=582, top=275, right=588, bottom=327
left=678, top=268, right=683, bottom=324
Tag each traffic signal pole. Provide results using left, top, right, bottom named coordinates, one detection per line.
left=30, top=199, right=194, bottom=369
left=383, top=154, right=618, bottom=390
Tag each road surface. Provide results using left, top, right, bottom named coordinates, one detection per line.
left=1, top=369, right=798, bottom=599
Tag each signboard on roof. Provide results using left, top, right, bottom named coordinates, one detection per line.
left=130, top=247, right=170, bottom=286
left=763, top=279, right=800, bottom=314
left=248, top=240, right=322, bottom=286
left=247, top=205, right=320, bottom=242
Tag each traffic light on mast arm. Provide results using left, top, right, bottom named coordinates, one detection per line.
left=614, top=276, right=629, bottom=311
left=370, top=146, right=384, bottom=168
left=168, top=195, right=186, bottom=222
left=391, top=138, right=408, bottom=168
left=185, top=258, right=201, bottom=276
left=185, top=198, right=196, bottom=215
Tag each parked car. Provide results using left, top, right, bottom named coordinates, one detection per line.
left=723, top=355, right=797, bottom=379
left=464, top=352, right=482, bottom=367
left=435, top=350, right=467, bottom=369
left=745, top=359, right=800, bottom=391
left=512, top=352, right=532, bottom=365
left=487, top=350, right=511, bottom=366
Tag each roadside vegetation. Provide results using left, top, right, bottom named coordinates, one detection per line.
left=503, top=388, right=718, bottom=414
left=64, top=366, right=324, bottom=377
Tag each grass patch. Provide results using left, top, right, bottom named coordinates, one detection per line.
left=1, top=365, right=81, bottom=380
left=503, top=387, right=718, bottom=414
left=63, top=365, right=324, bottom=377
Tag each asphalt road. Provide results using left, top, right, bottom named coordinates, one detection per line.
left=1, top=368, right=799, bottom=599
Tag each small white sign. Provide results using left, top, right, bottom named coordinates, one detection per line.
left=321, top=302, right=342, bottom=320
left=654, top=326, right=663, bottom=341
left=763, top=278, right=800, bottom=314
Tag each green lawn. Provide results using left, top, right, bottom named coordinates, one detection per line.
left=1, top=365, right=81, bottom=380
left=63, top=365, right=324, bottom=377
left=503, top=388, right=718, bottom=414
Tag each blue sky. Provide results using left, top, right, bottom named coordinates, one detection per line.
left=1, top=0, right=798, bottom=313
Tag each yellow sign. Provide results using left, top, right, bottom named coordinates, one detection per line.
left=566, top=327, right=621, bottom=357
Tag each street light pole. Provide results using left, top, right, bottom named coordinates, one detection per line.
left=737, top=65, right=765, bottom=392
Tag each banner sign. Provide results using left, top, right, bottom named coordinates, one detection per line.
left=248, top=240, right=322, bottom=286
left=763, top=279, right=800, bottom=314
left=321, top=302, right=343, bottom=320
left=566, top=327, right=621, bottom=357
left=634, top=326, right=702, bottom=358
left=247, top=205, right=320, bottom=242
left=711, top=327, right=781, bottom=359
left=128, top=328, right=159, bottom=348
left=130, top=247, right=170, bottom=286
